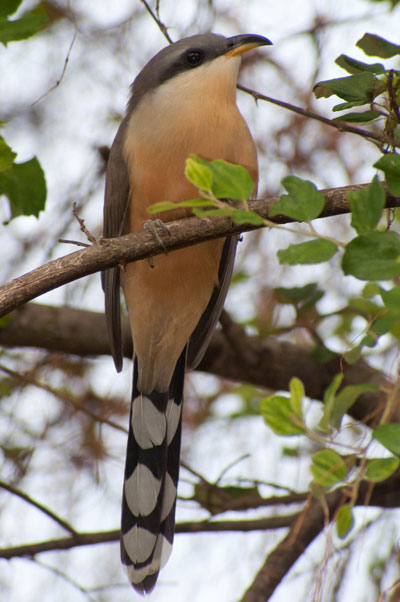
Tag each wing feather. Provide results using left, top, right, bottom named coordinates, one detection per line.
left=102, top=119, right=131, bottom=372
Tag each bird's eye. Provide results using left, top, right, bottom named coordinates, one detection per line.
left=185, top=50, right=204, bottom=66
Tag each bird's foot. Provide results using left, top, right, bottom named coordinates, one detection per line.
left=144, top=219, right=171, bottom=267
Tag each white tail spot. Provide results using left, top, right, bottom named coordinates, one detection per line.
left=125, top=463, right=161, bottom=516
left=166, top=397, right=182, bottom=445
left=160, top=472, right=176, bottom=521
left=132, top=394, right=166, bottom=449
left=123, top=524, right=157, bottom=564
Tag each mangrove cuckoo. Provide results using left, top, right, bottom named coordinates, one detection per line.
left=102, top=32, right=271, bottom=593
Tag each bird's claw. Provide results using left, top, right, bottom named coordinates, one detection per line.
left=144, top=219, right=171, bottom=267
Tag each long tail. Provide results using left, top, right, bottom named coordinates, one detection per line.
left=121, top=349, right=186, bottom=594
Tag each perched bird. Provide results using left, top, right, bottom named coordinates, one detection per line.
left=102, top=32, right=271, bottom=594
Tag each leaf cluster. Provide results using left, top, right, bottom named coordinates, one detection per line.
left=0, top=1, right=47, bottom=222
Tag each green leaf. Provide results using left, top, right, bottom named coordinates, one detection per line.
left=186, top=155, right=254, bottom=201
left=192, top=208, right=236, bottom=218
left=147, top=201, right=182, bottom=213
left=0, top=0, right=22, bottom=19
left=357, top=33, right=400, bottom=58
left=319, top=374, right=344, bottom=431
left=370, top=313, right=400, bottom=336
left=314, top=72, right=379, bottom=102
left=343, top=345, right=362, bottom=364
left=374, top=153, right=400, bottom=196
left=365, top=457, right=399, bottom=482
left=332, top=100, right=370, bottom=112
left=348, top=296, right=381, bottom=316
left=191, top=206, right=264, bottom=225
left=230, top=271, right=250, bottom=286
left=363, top=282, right=381, bottom=298
left=270, top=176, right=325, bottom=221
left=0, top=136, right=17, bottom=172
left=342, top=231, right=400, bottom=280
left=274, top=282, right=319, bottom=304
left=336, top=504, right=354, bottom=539
left=373, top=424, right=400, bottom=456
left=147, top=198, right=213, bottom=213
left=335, top=54, right=385, bottom=74
left=0, top=157, right=46, bottom=218
left=278, top=239, right=338, bottom=265
left=329, top=384, right=378, bottom=429
left=333, top=109, right=380, bottom=123
left=0, top=8, right=48, bottom=46
left=229, top=209, right=264, bottom=225
left=311, top=449, right=348, bottom=487
left=348, top=177, right=385, bottom=235
left=185, top=155, right=213, bottom=192
left=381, top=286, right=400, bottom=314
left=289, top=377, right=304, bottom=417
left=259, top=395, right=305, bottom=436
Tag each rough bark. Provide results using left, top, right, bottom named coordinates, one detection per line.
left=1, top=184, right=399, bottom=318
left=0, top=302, right=398, bottom=426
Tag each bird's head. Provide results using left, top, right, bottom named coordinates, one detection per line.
left=129, top=33, right=272, bottom=110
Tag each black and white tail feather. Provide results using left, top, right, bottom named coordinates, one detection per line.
left=121, top=350, right=186, bottom=594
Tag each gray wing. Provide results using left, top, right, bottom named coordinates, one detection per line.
left=102, top=119, right=130, bottom=372
left=187, top=235, right=238, bottom=370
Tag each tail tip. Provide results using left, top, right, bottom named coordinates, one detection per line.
left=126, top=565, right=159, bottom=595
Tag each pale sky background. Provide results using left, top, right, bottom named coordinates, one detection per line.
left=1, top=1, right=400, bottom=601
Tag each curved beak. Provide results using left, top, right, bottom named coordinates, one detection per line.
left=224, top=33, right=272, bottom=57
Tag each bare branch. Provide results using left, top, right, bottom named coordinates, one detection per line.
left=238, top=84, right=397, bottom=149
left=2, top=471, right=400, bottom=563
left=0, top=516, right=295, bottom=560
left=240, top=471, right=400, bottom=601
left=0, top=480, right=78, bottom=535
left=239, top=491, right=344, bottom=602
left=0, top=303, right=398, bottom=427
left=1, top=184, right=399, bottom=319
left=139, top=0, right=173, bottom=43
left=0, top=364, right=127, bottom=433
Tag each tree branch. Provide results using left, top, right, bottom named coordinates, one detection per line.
left=0, top=303, right=398, bottom=426
left=0, top=516, right=295, bottom=560
left=1, top=184, right=399, bottom=319
left=239, top=491, right=344, bottom=602
left=0, top=480, right=78, bottom=536
left=2, top=470, right=400, bottom=563
left=240, top=471, right=400, bottom=601
left=238, top=84, right=395, bottom=148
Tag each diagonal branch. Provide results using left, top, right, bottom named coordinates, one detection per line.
left=0, top=184, right=399, bottom=319
left=240, top=470, right=400, bottom=601
left=239, top=490, right=344, bottom=602
left=238, top=84, right=395, bottom=148
left=0, top=480, right=78, bottom=536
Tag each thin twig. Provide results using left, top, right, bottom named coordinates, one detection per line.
left=31, top=557, right=97, bottom=601
left=237, top=84, right=399, bottom=149
left=239, top=490, right=344, bottom=602
left=59, top=239, right=91, bottom=248
left=72, top=202, right=97, bottom=244
left=139, top=0, right=173, bottom=43
left=0, top=479, right=78, bottom=535
left=33, top=29, right=77, bottom=105
left=0, top=364, right=127, bottom=434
